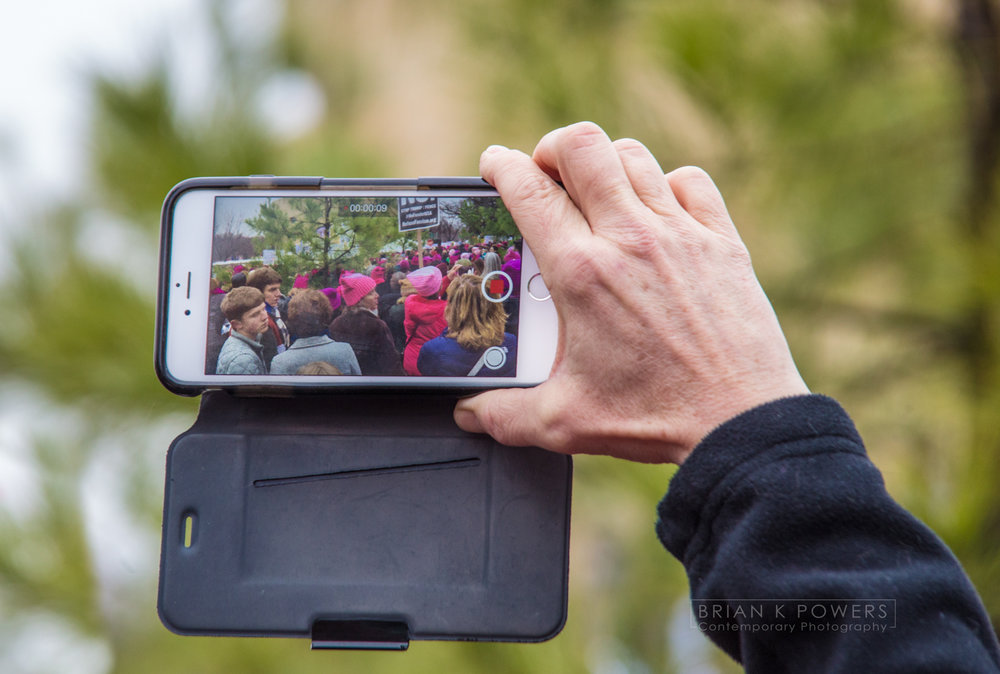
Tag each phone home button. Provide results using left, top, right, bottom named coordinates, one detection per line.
left=527, top=273, right=551, bottom=302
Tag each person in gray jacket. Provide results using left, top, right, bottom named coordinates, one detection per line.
left=216, top=286, right=270, bottom=375
left=270, top=288, right=361, bottom=376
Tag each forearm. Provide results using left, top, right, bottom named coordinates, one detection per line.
left=657, top=395, right=1000, bottom=673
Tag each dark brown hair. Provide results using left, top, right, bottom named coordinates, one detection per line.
left=247, top=266, right=282, bottom=290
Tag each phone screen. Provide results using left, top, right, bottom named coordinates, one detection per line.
left=204, top=194, right=525, bottom=380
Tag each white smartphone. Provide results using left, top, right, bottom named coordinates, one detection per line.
left=155, top=176, right=557, bottom=394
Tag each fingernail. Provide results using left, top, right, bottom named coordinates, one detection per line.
left=454, top=406, right=484, bottom=434
left=483, top=144, right=508, bottom=155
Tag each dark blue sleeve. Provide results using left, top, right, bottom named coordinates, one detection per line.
left=656, top=395, right=1000, bottom=673
left=416, top=337, right=453, bottom=376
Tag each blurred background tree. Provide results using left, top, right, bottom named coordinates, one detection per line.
left=1, top=0, right=998, bottom=672
left=241, top=196, right=400, bottom=286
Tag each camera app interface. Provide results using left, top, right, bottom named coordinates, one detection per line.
left=207, top=195, right=522, bottom=378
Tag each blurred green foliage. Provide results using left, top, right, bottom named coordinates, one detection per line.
left=1, top=0, right=999, bottom=672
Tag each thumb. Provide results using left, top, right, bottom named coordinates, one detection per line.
left=454, top=387, right=558, bottom=449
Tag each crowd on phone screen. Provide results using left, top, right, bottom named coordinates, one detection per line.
left=207, top=241, right=522, bottom=378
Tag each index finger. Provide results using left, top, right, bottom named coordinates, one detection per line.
left=479, top=144, right=589, bottom=269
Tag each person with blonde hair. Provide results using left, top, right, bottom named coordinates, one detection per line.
left=417, top=274, right=516, bottom=377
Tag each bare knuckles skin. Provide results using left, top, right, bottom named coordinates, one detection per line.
left=454, top=122, right=809, bottom=464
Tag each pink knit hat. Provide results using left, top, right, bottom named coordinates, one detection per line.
left=321, top=287, right=342, bottom=311
left=293, top=274, right=310, bottom=289
left=407, top=265, right=443, bottom=297
left=340, top=274, right=377, bottom=306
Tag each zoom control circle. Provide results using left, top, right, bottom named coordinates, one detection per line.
left=481, top=271, right=513, bottom=303
left=483, top=346, right=507, bottom=370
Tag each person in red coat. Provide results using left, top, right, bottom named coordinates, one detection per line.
left=402, top=265, right=446, bottom=375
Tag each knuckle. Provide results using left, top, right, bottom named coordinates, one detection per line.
left=612, top=137, right=649, bottom=158
left=559, top=121, right=609, bottom=153
left=476, top=400, right=514, bottom=443
left=613, top=219, right=664, bottom=256
left=672, top=165, right=711, bottom=182
left=673, top=221, right=713, bottom=253
left=505, top=170, right=557, bottom=206
left=536, top=398, right=579, bottom=454
left=479, top=393, right=534, bottom=447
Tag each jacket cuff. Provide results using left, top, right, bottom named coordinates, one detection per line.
left=655, top=394, right=865, bottom=563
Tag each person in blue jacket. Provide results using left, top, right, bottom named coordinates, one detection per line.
left=417, top=274, right=517, bottom=377
left=454, top=122, right=1000, bottom=673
